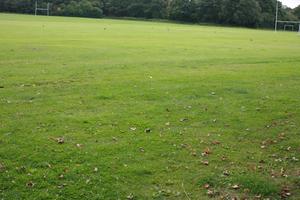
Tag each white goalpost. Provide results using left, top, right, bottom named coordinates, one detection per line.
left=274, top=0, right=300, bottom=34
left=35, top=0, right=50, bottom=16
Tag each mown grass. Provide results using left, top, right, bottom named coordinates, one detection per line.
left=0, top=13, right=300, bottom=199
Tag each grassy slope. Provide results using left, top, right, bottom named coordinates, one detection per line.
left=0, top=13, right=299, bottom=199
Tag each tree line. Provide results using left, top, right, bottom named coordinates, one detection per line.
left=1, top=0, right=300, bottom=28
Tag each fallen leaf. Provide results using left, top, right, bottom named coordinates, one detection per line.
left=192, top=150, right=197, bottom=156
left=292, top=157, right=299, bottom=161
left=57, top=183, right=67, bottom=189
left=202, top=161, right=209, bottom=166
left=50, top=137, right=64, bottom=144
left=278, top=133, right=285, bottom=140
left=203, top=147, right=211, bottom=155
left=204, top=183, right=210, bottom=189
left=26, top=181, right=34, bottom=187
left=254, top=195, right=262, bottom=199
left=180, top=118, right=188, bottom=122
left=126, top=193, right=134, bottom=199
left=207, top=189, right=214, bottom=197
left=280, top=187, right=291, bottom=198
left=280, top=168, right=288, bottom=177
left=212, top=141, right=221, bottom=145
left=223, top=170, right=230, bottom=176
left=145, top=128, right=151, bottom=133
left=231, top=184, right=240, bottom=190
left=257, top=165, right=263, bottom=170
left=139, top=147, right=145, bottom=152
left=76, top=144, right=83, bottom=148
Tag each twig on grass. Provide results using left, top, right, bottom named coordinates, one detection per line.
left=181, top=182, right=191, bottom=200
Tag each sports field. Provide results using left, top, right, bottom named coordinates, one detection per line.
left=0, top=13, right=299, bottom=199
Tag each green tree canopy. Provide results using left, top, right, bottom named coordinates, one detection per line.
left=0, top=0, right=298, bottom=28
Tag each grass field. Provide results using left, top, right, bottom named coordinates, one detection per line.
left=0, top=13, right=300, bottom=199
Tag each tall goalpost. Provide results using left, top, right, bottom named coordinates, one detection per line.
left=35, top=0, right=50, bottom=16
left=274, top=0, right=300, bottom=34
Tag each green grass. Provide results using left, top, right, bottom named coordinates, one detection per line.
left=0, top=13, right=300, bottom=199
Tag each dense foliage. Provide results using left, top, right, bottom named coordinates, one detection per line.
left=0, top=0, right=299, bottom=28
left=294, top=5, right=300, bottom=19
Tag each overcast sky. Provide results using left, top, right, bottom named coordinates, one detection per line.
left=280, top=0, right=300, bottom=8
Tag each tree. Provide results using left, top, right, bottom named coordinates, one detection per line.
left=0, top=0, right=298, bottom=28
left=168, top=0, right=196, bottom=22
left=233, top=0, right=261, bottom=27
left=196, top=0, right=221, bottom=23
left=293, top=5, right=300, bottom=20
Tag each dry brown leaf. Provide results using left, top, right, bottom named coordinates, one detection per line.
left=280, top=187, right=291, bottom=198
left=204, top=147, right=211, bottom=155
left=191, top=150, right=197, bottom=156
left=50, top=137, right=64, bottom=144
left=204, top=183, right=210, bottom=189
left=126, top=193, right=134, bottom=199
left=202, top=161, right=209, bottom=166
left=223, top=170, right=230, bottom=176
left=76, top=144, right=83, bottom=148
left=180, top=118, right=188, bottom=122
left=207, top=189, right=214, bottom=197
left=231, top=184, right=240, bottom=190
left=139, top=147, right=145, bottom=152
left=254, top=194, right=262, bottom=199
left=212, top=141, right=221, bottom=145
left=278, top=132, right=286, bottom=140
left=26, top=181, right=34, bottom=187
left=145, top=128, right=151, bottom=133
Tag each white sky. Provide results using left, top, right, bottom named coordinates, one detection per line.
left=280, top=0, right=300, bottom=8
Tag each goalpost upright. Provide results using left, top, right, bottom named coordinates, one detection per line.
left=275, top=0, right=279, bottom=32
left=274, top=0, right=300, bottom=33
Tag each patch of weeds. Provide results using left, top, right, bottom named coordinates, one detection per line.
left=130, top=169, right=153, bottom=176
left=232, top=174, right=279, bottom=196
left=198, top=173, right=221, bottom=188
left=95, top=95, right=114, bottom=100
